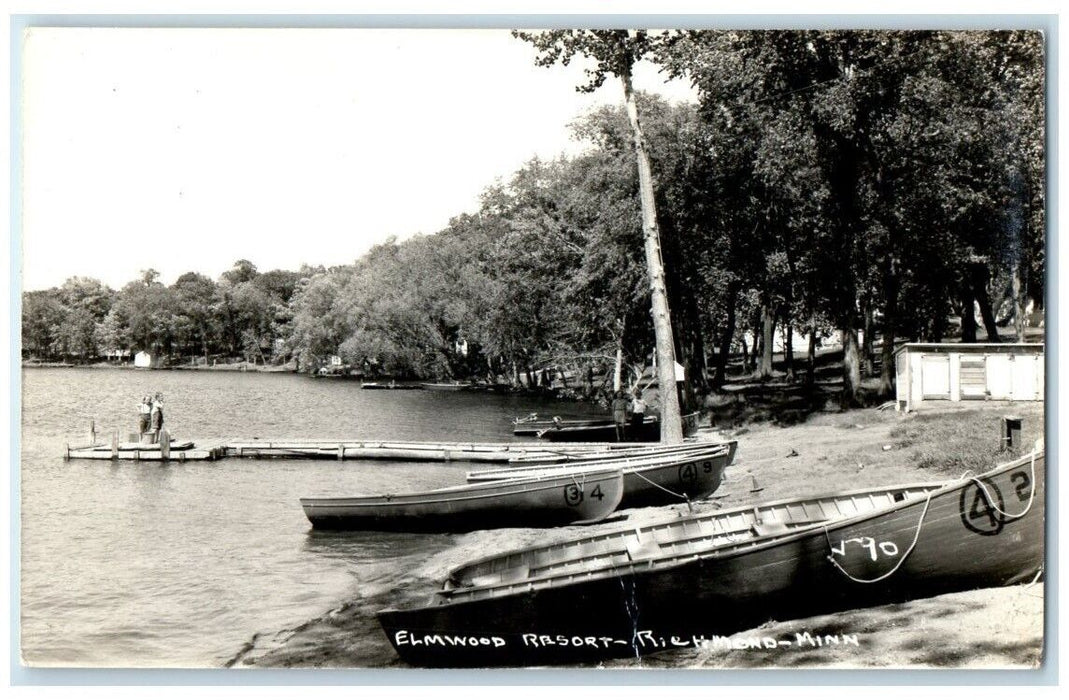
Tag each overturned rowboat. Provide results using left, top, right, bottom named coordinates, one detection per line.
left=377, top=448, right=1044, bottom=667
left=299, top=468, right=624, bottom=532
left=466, top=442, right=734, bottom=510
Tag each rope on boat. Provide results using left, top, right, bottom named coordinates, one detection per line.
left=962, top=450, right=1038, bottom=521
left=567, top=470, right=589, bottom=497
left=630, top=468, right=690, bottom=502
left=1023, top=568, right=1045, bottom=598
left=824, top=490, right=934, bottom=584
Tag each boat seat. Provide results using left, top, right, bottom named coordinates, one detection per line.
left=625, top=540, right=662, bottom=561
left=751, top=521, right=791, bottom=537
left=470, top=566, right=530, bottom=588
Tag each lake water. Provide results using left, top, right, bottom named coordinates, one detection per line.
left=18, top=367, right=604, bottom=667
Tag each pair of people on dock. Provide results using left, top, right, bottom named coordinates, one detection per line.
left=138, top=393, right=165, bottom=443
left=611, top=390, right=649, bottom=440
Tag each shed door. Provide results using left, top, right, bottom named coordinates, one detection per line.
left=921, top=355, right=950, bottom=399
left=1011, top=355, right=1038, bottom=400
left=986, top=355, right=1012, bottom=399
left=959, top=356, right=987, bottom=399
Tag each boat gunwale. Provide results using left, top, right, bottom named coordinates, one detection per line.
left=467, top=444, right=731, bottom=481
left=441, top=479, right=948, bottom=589
left=299, top=467, right=624, bottom=510
left=508, top=440, right=736, bottom=463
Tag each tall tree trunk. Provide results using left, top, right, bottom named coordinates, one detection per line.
left=879, top=261, right=898, bottom=396
left=686, top=294, right=709, bottom=395
left=784, top=323, right=795, bottom=383
left=1013, top=260, right=1026, bottom=341
left=613, top=345, right=623, bottom=393
left=969, top=262, right=1000, bottom=342
left=807, top=320, right=817, bottom=387
left=975, top=285, right=1000, bottom=342
left=960, top=290, right=977, bottom=343
left=861, top=303, right=875, bottom=378
left=750, top=318, right=762, bottom=374
left=713, top=281, right=737, bottom=390
left=621, top=64, right=682, bottom=442
left=841, top=326, right=862, bottom=409
left=879, top=326, right=895, bottom=398
left=758, top=302, right=774, bottom=379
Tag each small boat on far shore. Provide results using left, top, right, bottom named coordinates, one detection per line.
left=300, top=468, right=625, bottom=532
left=421, top=382, right=473, bottom=392
left=362, top=381, right=423, bottom=390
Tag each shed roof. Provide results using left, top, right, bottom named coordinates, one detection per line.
left=893, top=342, right=1044, bottom=358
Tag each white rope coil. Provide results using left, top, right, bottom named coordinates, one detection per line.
left=825, top=490, right=934, bottom=584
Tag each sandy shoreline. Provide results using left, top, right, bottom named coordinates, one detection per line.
left=239, top=401, right=1046, bottom=671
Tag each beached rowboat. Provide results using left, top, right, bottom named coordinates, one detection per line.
left=377, top=448, right=1044, bottom=666
left=299, top=468, right=624, bottom=532
left=442, top=478, right=939, bottom=592
left=507, top=440, right=738, bottom=466
left=466, top=442, right=734, bottom=510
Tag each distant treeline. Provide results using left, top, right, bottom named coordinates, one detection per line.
left=22, top=31, right=1044, bottom=405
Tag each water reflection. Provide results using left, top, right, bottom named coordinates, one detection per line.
left=302, top=529, right=456, bottom=565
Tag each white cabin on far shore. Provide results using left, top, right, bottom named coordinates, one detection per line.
left=894, top=342, right=1044, bottom=412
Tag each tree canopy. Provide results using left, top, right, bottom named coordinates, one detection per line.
left=23, top=30, right=1044, bottom=409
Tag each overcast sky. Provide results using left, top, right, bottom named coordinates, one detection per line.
left=19, top=27, right=697, bottom=291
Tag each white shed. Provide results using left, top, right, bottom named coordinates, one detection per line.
left=894, top=342, right=1044, bottom=412
left=133, top=351, right=153, bottom=368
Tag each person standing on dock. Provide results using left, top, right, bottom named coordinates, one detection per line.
left=630, top=391, right=647, bottom=429
left=150, top=393, right=164, bottom=444
left=612, top=391, right=630, bottom=441
left=137, top=396, right=152, bottom=439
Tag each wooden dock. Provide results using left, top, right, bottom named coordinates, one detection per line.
left=66, top=443, right=226, bottom=462
left=64, top=437, right=659, bottom=464
left=221, top=439, right=656, bottom=463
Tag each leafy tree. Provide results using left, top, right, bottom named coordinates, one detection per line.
left=172, top=272, right=219, bottom=361
left=515, top=29, right=684, bottom=440
left=21, top=291, right=66, bottom=359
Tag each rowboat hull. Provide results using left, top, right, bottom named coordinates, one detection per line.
left=467, top=444, right=732, bottom=510
left=536, top=413, right=700, bottom=442
left=513, top=418, right=614, bottom=437
left=538, top=418, right=660, bottom=443
left=377, top=450, right=1044, bottom=666
left=508, top=440, right=738, bottom=467
left=300, top=468, right=624, bottom=532
left=421, top=383, right=471, bottom=392
left=442, top=480, right=939, bottom=592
